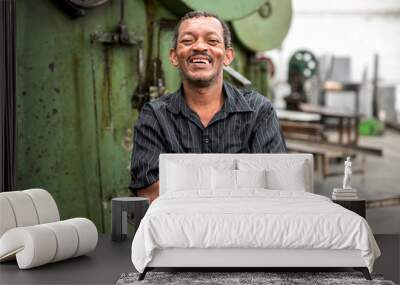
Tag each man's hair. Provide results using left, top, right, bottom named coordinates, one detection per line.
left=172, top=11, right=232, bottom=49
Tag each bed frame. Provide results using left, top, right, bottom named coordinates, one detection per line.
left=139, top=248, right=371, bottom=280
left=138, top=154, right=372, bottom=281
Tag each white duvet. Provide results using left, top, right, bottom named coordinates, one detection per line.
left=131, top=190, right=380, bottom=273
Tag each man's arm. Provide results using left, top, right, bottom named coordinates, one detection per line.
left=250, top=101, right=287, bottom=153
left=129, top=103, right=165, bottom=202
left=136, top=181, right=159, bottom=203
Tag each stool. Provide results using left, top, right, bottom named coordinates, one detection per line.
left=111, top=197, right=149, bottom=242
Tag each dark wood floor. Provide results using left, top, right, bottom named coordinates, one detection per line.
left=373, top=234, right=400, bottom=284
left=0, top=234, right=398, bottom=284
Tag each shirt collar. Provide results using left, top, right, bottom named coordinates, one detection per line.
left=166, top=81, right=254, bottom=115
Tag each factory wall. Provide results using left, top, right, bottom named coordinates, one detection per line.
left=268, top=0, right=400, bottom=117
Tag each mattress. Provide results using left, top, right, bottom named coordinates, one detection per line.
left=131, top=190, right=380, bottom=273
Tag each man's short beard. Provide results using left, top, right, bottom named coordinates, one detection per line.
left=180, top=71, right=219, bottom=88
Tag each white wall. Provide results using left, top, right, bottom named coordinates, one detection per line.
left=267, top=0, right=400, bottom=117
left=269, top=0, right=400, bottom=83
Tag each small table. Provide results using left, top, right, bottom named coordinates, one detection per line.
left=112, top=197, right=149, bottom=242
left=333, top=199, right=366, bottom=218
left=299, top=103, right=360, bottom=145
left=276, top=109, right=321, bottom=122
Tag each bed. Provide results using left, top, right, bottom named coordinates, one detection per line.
left=131, top=154, right=380, bottom=280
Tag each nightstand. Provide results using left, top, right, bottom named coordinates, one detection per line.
left=332, top=199, right=366, bottom=218
left=111, top=197, right=149, bottom=242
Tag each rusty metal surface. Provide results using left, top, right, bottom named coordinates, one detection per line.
left=16, top=0, right=146, bottom=233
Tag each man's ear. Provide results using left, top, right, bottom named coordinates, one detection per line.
left=169, top=48, right=179, bottom=67
left=223, top=47, right=235, bottom=66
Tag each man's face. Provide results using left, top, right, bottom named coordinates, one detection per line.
left=169, top=16, right=234, bottom=87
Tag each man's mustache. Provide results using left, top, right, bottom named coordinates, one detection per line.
left=187, top=52, right=213, bottom=63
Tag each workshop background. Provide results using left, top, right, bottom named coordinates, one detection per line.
left=5, top=0, right=400, bottom=234
left=14, top=0, right=291, bottom=233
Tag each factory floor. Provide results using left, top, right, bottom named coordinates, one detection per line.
left=313, top=129, right=400, bottom=234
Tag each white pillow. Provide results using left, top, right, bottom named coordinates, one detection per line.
left=166, top=162, right=211, bottom=192
left=164, top=157, right=236, bottom=171
left=266, top=165, right=306, bottom=191
left=237, top=159, right=308, bottom=191
left=211, top=169, right=268, bottom=190
left=237, top=169, right=267, bottom=189
left=211, top=168, right=236, bottom=190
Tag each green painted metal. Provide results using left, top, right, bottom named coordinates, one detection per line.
left=16, top=0, right=290, bottom=234
left=289, top=50, right=318, bottom=79
left=159, top=0, right=266, bottom=20
left=150, top=2, right=181, bottom=93
left=16, top=0, right=146, bottom=233
left=232, top=0, right=292, bottom=52
left=248, top=60, right=270, bottom=99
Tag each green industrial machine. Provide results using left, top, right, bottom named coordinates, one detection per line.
left=285, top=49, right=318, bottom=110
left=16, top=0, right=292, bottom=233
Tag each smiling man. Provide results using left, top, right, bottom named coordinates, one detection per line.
left=129, top=11, right=286, bottom=202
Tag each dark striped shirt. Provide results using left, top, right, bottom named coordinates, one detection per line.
left=129, top=81, right=287, bottom=192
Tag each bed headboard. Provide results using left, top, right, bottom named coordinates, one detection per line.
left=159, top=153, right=314, bottom=194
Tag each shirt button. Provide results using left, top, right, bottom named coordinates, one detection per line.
left=203, top=137, right=210, bottom=144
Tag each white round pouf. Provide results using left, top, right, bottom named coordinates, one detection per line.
left=0, top=196, right=17, bottom=237
left=66, top=218, right=98, bottom=257
left=42, top=221, right=79, bottom=262
left=0, top=226, right=57, bottom=269
left=0, top=189, right=98, bottom=269
left=1, top=191, right=39, bottom=227
left=23, top=189, right=60, bottom=223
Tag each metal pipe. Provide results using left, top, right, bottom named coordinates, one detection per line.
left=120, top=0, right=125, bottom=22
